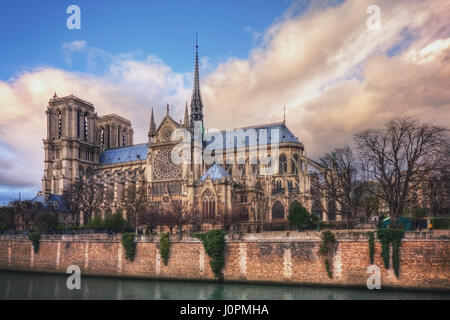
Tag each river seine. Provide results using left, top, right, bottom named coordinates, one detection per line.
left=0, top=271, right=448, bottom=300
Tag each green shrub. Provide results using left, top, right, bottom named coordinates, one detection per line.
left=194, top=229, right=227, bottom=279
left=159, top=232, right=170, bottom=265
left=376, top=229, right=404, bottom=278
left=104, top=213, right=127, bottom=232
left=368, top=231, right=375, bottom=265
left=288, top=202, right=312, bottom=227
left=319, top=231, right=336, bottom=278
left=431, top=218, right=450, bottom=230
left=28, top=232, right=41, bottom=254
left=121, top=232, right=136, bottom=262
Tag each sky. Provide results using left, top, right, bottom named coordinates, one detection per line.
left=0, top=0, right=449, bottom=204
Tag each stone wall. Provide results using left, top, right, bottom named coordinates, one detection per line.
left=0, top=232, right=448, bottom=291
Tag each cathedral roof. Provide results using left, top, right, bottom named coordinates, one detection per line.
left=199, top=163, right=230, bottom=181
left=32, top=194, right=71, bottom=212
left=99, top=143, right=148, bottom=165
left=204, top=122, right=302, bottom=150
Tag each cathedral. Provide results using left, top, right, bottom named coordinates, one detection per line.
left=40, top=42, right=327, bottom=227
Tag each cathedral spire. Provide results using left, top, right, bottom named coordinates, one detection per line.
left=184, top=101, right=190, bottom=128
left=148, top=108, right=156, bottom=137
left=190, top=33, right=204, bottom=131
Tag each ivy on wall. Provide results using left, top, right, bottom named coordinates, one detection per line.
left=159, top=232, right=170, bottom=265
left=194, top=229, right=227, bottom=280
left=319, top=231, right=336, bottom=278
left=121, top=232, right=136, bottom=262
left=368, top=231, right=375, bottom=265
left=376, top=229, right=405, bottom=278
left=28, top=232, right=41, bottom=254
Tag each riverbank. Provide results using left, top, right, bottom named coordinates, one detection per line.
left=0, top=231, right=449, bottom=291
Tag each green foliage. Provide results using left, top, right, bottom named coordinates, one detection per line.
left=85, top=215, right=103, bottom=229
left=368, top=231, right=375, bottom=265
left=194, top=229, right=227, bottom=279
left=246, top=226, right=251, bottom=233
left=255, top=225, right=261, bottom=233
left=288, top=202, right=311, bottom=227
left=121, top=232, right=136, bottom=262
left=325, top=259, right=332, bottom=278
left=319, top=231, right=336, bottom=278
left=376, top=229, right=405, bottom=277
left=104, top=213, right=127, bottom=233
left=159, top=232, right=170, bottom=265
left=431, top=218, right=450, bottom=230
left=28, top=232, right=41, bottom=254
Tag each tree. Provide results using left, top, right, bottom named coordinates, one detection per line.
left=103, top=212, right=127, bottom=233
left=169, top=201, right=192, bottom=240
left=139, top=207, right=161, bottom=235
left=67, top=177, right=104, bottom=225
left=355, top=117, right=449, bottom=225
left=215, top=208, right=245, bottom=232
left=314, top=146, right=364, bottom=223
left=122, top=183, right=147, bottom=232
left=288, top=202, right=312, bottom=229
left=251, top=190, right=270, bottom=231
left=33, top=209, right=58, bottom=232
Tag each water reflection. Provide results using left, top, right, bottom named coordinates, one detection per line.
left=0, top=271, right=448, bottom=300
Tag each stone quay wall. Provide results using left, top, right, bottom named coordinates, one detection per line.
left=0, top=231, right=448, bottom=291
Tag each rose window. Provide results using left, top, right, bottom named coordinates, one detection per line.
left=152, top=148, right=182, bottom=180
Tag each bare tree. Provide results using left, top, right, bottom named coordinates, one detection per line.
left=355, top=117, right=449, bottom=225
left=252, top=191, right=270, bottom=231
left=420, top=147, right=450, bottom=217
left=168, top=200, right=192, bottom=240
left=315, top=146, right=364, bottom=223
left=122, top=183, right=147, bottom=232
left=215, top=207, right=245, bottom=232
left=139, top=207, right=161, bottom=235
left=68, top=177, right=104, bottom=225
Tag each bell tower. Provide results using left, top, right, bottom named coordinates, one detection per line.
left=42, top=94, right=99, bottom=199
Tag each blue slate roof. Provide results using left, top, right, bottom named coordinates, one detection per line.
left=32, top=194, right=71, bottom=212
left=99, top=143, right=148, bottom=165
left=204, top=122, right=301, bottom=150
left=200, top=163, right=230, bottom=181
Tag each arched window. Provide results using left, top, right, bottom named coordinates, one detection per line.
left=279, top=154, right=287, bottom=174
left=312, top=201, right=323, bottom=221
left=100, top=127, right=105, bottom=149
left=117, top=126, right=121, bottom=148
left=84, top=113, right=88, bottom=141
left=202, top=190, right=215, bottom=220
left=271, top=201, right=285, bottom=220
left=78, top=166, right=84, bottom=178
left=77, top=110, right=82, bottom=138
left=328, top=200, right=336, bottom=221
left=58, top=110, right=62, bottom=139
left=106, top=125, right=110, bottom=148
left=292, top=154, right=299, bottom=174
left=240, top=208, right=249, bottom=221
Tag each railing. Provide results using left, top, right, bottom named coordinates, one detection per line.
left=271, top=188, right=285, bottom=195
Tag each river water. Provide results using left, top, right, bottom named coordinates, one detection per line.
left=0, top=271, right=448, bottom=300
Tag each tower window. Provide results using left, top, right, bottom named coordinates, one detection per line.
left=77, top=111, right=82, bottom=138
left=84, top=114, right=88, bottom=141
left=58, top=111, right=62, bottom=139
left=100, top=127, right=105, bottom=149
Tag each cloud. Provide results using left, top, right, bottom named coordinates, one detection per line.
left=0, top=47, right=191, bottom=202
left=0, top=0, right=449, bottom=201
left=200, top=0, right=450, bottom=156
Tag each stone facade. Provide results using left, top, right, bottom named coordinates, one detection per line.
left=41, top=44, right=329, bottom=226
left=0, top=232, right=448, bottom=290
